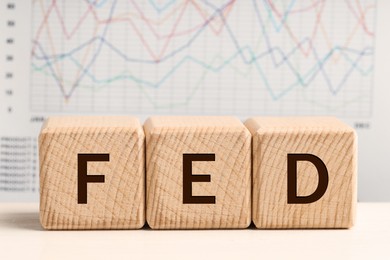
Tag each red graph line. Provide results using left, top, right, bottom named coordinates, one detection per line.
left=31, top=0, right=375, bottom=99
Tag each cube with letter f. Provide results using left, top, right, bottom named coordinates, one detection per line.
left=39, top=116, right=145, bottom=229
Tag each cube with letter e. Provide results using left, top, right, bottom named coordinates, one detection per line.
left=245, top=117, right=357, bottom=228
left=144, top=116, right=251, bottom=229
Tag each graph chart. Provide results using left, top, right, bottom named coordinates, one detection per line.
left=30, top=0, right=376, bottom=117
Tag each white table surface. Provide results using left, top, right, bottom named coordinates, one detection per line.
left=0, top=203, right=389, bottom=259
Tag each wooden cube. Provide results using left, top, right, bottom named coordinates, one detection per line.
left=39, top=116, right=145, bottom=229
left=144, top=116, right=251, bottom=229
left=245, top=117, right=357, bottom=229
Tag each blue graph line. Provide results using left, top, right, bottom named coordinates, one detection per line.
left=31, top=0, right=375, bottom=101
left=32, top=36, right=373, bottom=100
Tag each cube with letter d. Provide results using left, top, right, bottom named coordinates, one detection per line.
left=245, top=117, right=357, bottom=228
left=144, top=116, right=251, bottom=229
left=39, top=116, right=145, bottom=229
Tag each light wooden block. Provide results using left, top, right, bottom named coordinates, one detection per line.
left=245, top=117, right=357, bottom=229
left=144, top=116, right=251, bottom=229
left=39, top=116, right=145, bottom=229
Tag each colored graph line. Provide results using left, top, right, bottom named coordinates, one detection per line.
left=30, top=0, right=376, bottom=116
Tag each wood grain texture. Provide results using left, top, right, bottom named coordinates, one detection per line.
left=245, top=117, right=357, bottom=229
left=39, top=116, right=145, bottom=229
left=144, top=116, right=251, bottom=229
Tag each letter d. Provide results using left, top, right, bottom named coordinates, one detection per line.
left=287, top=153, right=329, bottom=204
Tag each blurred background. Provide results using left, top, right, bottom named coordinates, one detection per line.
left=0, top=0, right=388, bottom=202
